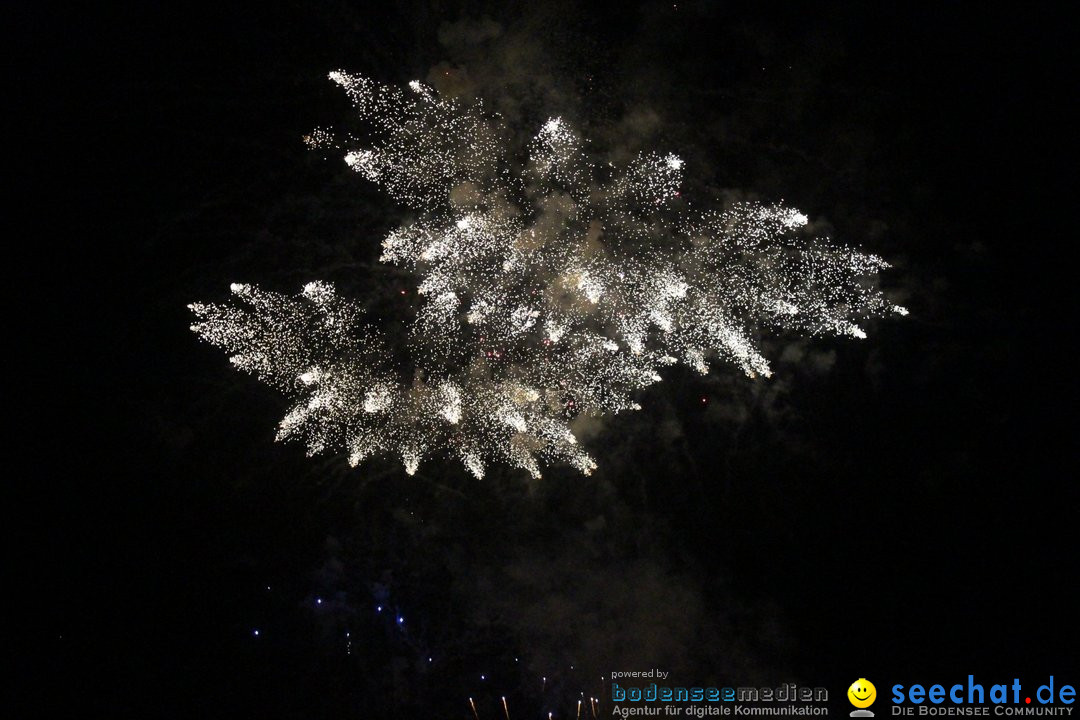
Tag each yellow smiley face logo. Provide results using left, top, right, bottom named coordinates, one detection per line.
left=848, top=679, right=877, bottom=708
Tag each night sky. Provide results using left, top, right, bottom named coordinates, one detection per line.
left=15, top=1, right=1077, bottom=717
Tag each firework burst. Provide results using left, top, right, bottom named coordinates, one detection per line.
left=190, top=73, right=905, bottom=479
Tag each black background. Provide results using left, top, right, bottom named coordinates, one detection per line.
left=14, top=1, right=1077, bottom=717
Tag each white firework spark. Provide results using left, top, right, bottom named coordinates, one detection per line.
left=190, top=73, right=905, bottom=479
